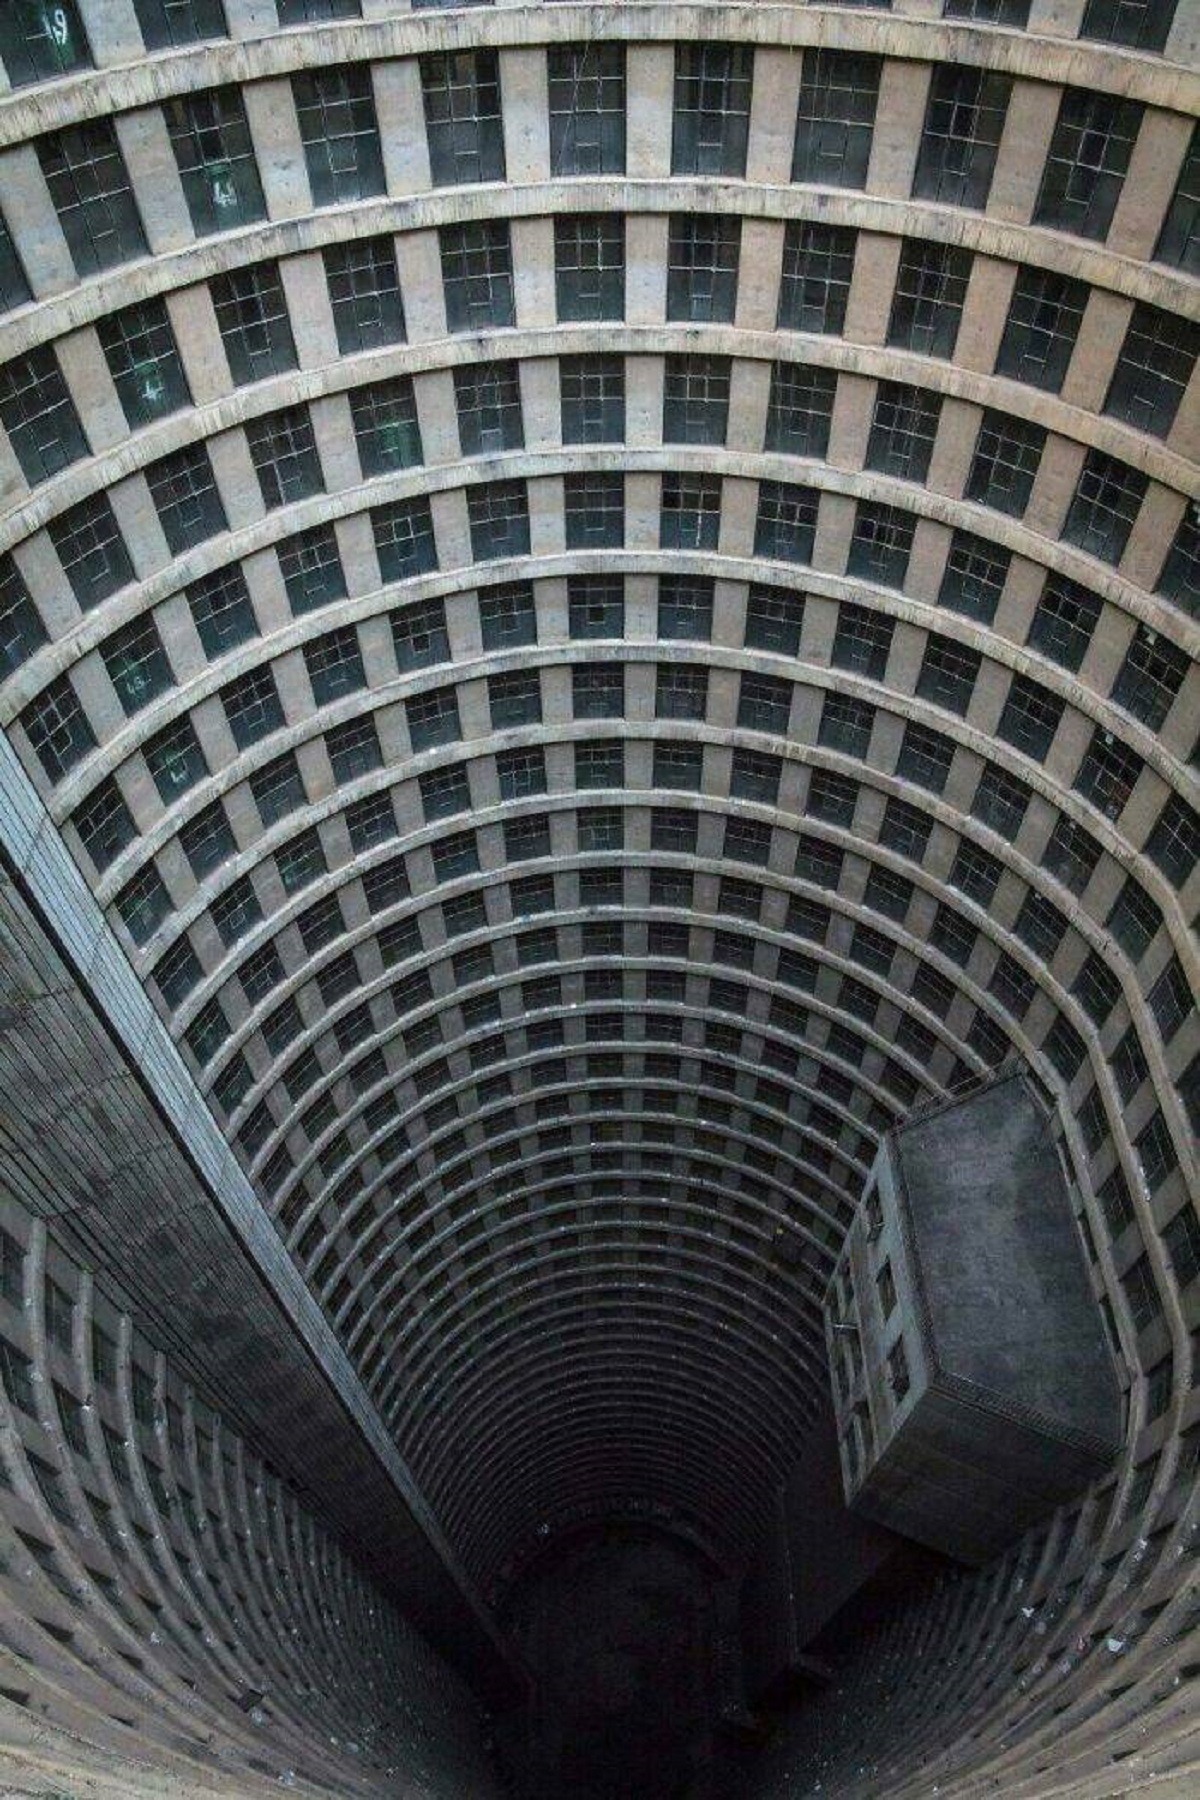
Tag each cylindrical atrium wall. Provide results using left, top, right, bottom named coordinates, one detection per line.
left=0, top=1, right=1195, bottom=1796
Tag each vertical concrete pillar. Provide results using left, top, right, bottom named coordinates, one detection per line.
left=245, top=81, right=311, bottom=221
left=374, top=59, right=433, bottom=196
left=627, top=47, right=675, bottom=179
left=501, top=50, right=551, bottom=184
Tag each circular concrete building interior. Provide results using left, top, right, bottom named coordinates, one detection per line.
left=0, top=2, right=1195, bottom=1797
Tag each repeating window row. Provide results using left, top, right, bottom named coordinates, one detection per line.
left=2, top=209, right=1195, bottom=500
left=0, top=2, right=1187, bottom=97
left=1, top=44, right=1194, bottom=311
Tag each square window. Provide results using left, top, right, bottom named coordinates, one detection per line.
left=498, top=746, right=547, bottom=799
left=1043, top=814, right=1100, bottom=897
left=1073, top=726, right=1143, bottom=820
left=153, top=935, right=202, bottom=1007
left=134, top=0, right=227, bottom=50
left=440, top=220, right=514, bottom=332
left=663, top=354, right=730, bottom=445
left=374, top=497, right=438, bottom=584
left=672, top=43, right=752, bottom=177
left=658, top=573, right=714, bottom=639
left=938, top=529, right=1009, bottom=624
left=250, top=752, right=305, bottom=825
left=324, top=235, right=405, bottom=354
left=554, top=215, right=625, bottom=322
left=913, top=67, right=1010, bottom=211
left=778, top=221, right=855, bottom=334
left=489, top=670, right=541, bottom=728
left=505, top=814, right=550, bottom=862
left=0, top=345, right=86, bottom=485
left=564, top=471, right=625, bottom=550
left=1156, top=125, right=1198, bottom=276
left=455, top=362, right=523, bottom=455
left=407, top=685, right=460, bottom=750
left=731, top=748, right=781, bottom=803
left=879, top=797, right=932, bottom=861
left=304, top=626, right=365, bottom=704
left=188, top=566, right=257, bottom=658
left=549, top=43, right=625, bottom=176
left=49, top=495, right=133, bottom=611
left=392, top=599, right=449, bottom=671
left=949, top=841, right=1002, bottom=906
left=98, top=298, right=190, bottom=427
left=180, top=800, right=235, bottom=879
left=568, top=574, right=624, bottom=640
left=468, top=480, right=529, bottom=561
left=738, top=674, right=791, bottom=734
left=996, top=674, right=1065, bottom=762
left=866, top=381, right=941, bottom=483
left=1145, top=792, right=1197, bottom=890
left=1014, top=890, right=1067, bottom=959
left=966, top=411, right=1045, bottom=517
left=21, top=675, right=94, bottom=781
left=807, top=769, right=857, bottom=826
left=245, top=406, right=324, bottom=509
left=765, top=362, right=837, bottom=459
left=656, top=664, right=708, bottom=721
left=667, top=213, right=740, bottom=323
left=996, top=265, right=1087, bottom=394
left=831, top=602, right=893, bottom=681
left=294, top=65, right=384, bottom=205
left=39, top=119, right=145, bottom=275
left=165, top=86, right=265, bottom=236
left=479, top=580, right=536, bottom=649
left=279, top=524, right=346, bottom=616
left=561, top=354, right=625, bottom=444
left=864, top=864, right=912, bottom=923
left=211, top=874, right=262, bottom=947
left=1110, top=623, right=1188, bottom=731
left=144, top=717, right=208, bottom=805
left=351, top=376, right=422, bottom=477
left=818, top=693, right=874, bottom=759
left=888, top=238, right=972, bottom=358
left=211, top=260, right=295, bottom=385
left=1035, top=89, right=1143, bottom=242
left=793, top=49, right=879, bottom=188
left=222, top=665, right=284, bottom=749
left=653, top=742, right=704, bottom=792
left=326, top=715, right=380, bottom=784
left=755, top=482, right=819, bottom=565
left=575, top=741, right=624, bottom=788
left=745, top=583, right=804, bottom=654
left=0, top=0, right=91, bottom=85
left=116, top=863, right=171, bottom=942
left=897, top=722, right=954, bottom=794
left=102, top=616, right=174, bottom=715
left=422, top=49, right=505, bottom=186
left=277, top=829, right=327, bottom=896
left=347, top=792, right=397, bottom=852
left=915, top=633, right=981, bottom=717
left=964, top=763, right=1036, bottom=838
left=1026, top=575, right=1103, bottom=672
left=73, top=778, right=136, bottom=873
left=146, top=443, right=226, bottom=554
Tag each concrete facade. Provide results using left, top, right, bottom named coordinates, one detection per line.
left=0, top=3, right=1195, bottom=1796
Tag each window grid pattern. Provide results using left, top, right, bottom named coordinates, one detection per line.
left=0, top=24, right=1193, bottom=1731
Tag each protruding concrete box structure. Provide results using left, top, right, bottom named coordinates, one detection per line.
left=825, top=1073, right=1122, bottom=1565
